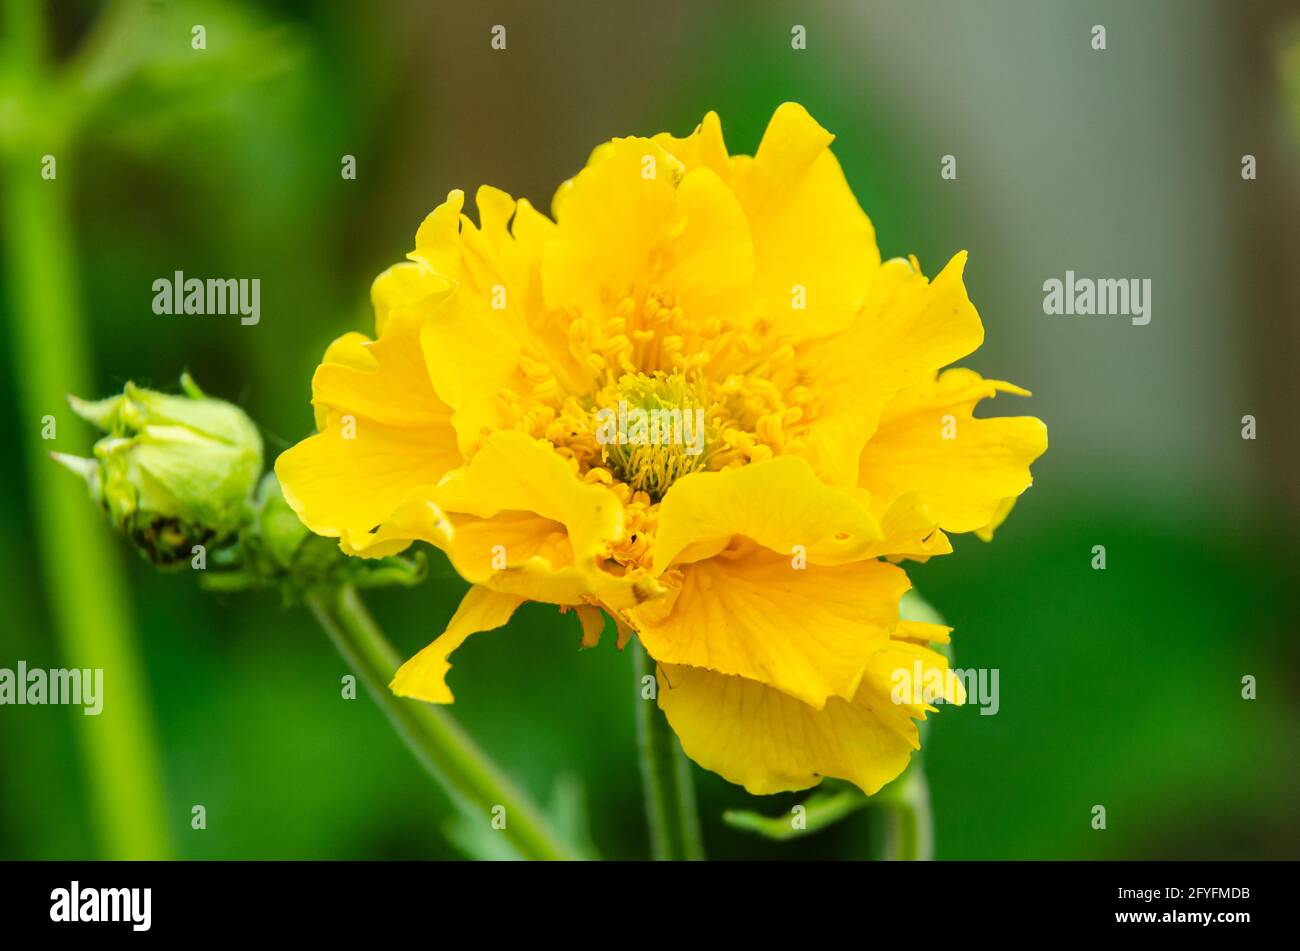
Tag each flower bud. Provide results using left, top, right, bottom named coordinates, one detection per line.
left=54, top=374, right=263, bottom=566
left=251, top=473, right=338, bottom=577
left=193, top=473, right=425, bottom=595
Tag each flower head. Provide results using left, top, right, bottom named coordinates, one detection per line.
left=56, top=374, right=263, bottom=565
left=276, top=104, right=1047, bottom=795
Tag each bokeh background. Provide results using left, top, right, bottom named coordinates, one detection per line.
left=2, top=0, right=1297, bottom=860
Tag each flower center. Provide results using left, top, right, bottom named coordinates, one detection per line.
left=592, top=371, right=711, bottom=500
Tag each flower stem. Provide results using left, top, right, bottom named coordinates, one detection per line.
left=874, top=764, right=934, bottom=860
left=1, top=11, right=171, bottom=857
left=633, top=643, right=704, bottom=860
left=305, top=585, right=579, bottom=861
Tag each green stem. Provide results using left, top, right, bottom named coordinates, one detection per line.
left=306, top=585, right=578, bottom=861
left=1, top=19, right=171, bottom=858
left=875, top=764, right=933, bottom=860
left=633, top=643, right=704, bottom=860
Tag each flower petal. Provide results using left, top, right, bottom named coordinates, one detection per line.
left=433, top=430, right=658, bottom=608
left=574, top=604, right=607, bottom=648
left=863, top=490, right=954, bottom=561
left=275, top=308, right=460, bottom=553
left=629, top=457, right=902, bottom=706
left=657, top=166, right=755, bottom=321
left=652, top=110, right=732, bottom=180
left=311, top=331, right=371, bottom=433
left=651, top=455, right=882, bottom=572
left=413, top=188, right=594, bottom=452
left=420, top=287, right=527, bottom=455
left=370, top=260, right=455, bottom=338
left=390, top=585, right=524, bottom=703
left=794, top=253, right=986, bottom=485
left=975, top=496, right=1018, bottom=542
left=338, top=494, right=452, bottom=559
left=544, top=137, right=682, bottom=321
left=634, top=545, right=908, bottom=708
left=274, top=425, right=451, bottom=550
left=656, top=663, right=910, bottom=796
left=655, top=631, right=962, bottom=796
left=312, top=310, right=452, bottom=429
left=729, top=102, right=880, bottom=339
left=543, top=138, right=754, bottom=335
left=858, top=368, right=1048, bottom=535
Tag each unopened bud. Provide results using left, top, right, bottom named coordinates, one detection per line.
left=55, top=373, right=262, bottom=566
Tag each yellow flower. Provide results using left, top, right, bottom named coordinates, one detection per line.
left=276, top=103, right=1047, bottom=796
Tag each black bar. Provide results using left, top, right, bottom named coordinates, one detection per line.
left=0, top=860, right=1280, bottom=938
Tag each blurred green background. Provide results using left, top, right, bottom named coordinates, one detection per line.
left=1, top=0, right=1297, bottom=860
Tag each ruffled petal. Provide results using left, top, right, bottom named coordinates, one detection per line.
left=275, top=308, right=460, bottom=554
left=413, top=188, right=594, bottom=452
left=543, top=138, right=754, bottom=335
left=433, top=430, right=659, bottom=608
left=651, top=110, right=732, bottom=181
left=629, top=457, right=901, bottom=706
left=655, top=629, right=962, bottom=795
left=338, top=494, right=452, bottom=559
left=420, top=287, right=528, bottom=455
left=544, top=137, right=681, bottom=320
left=633, top=544, right=908, bottom=709
left=658, top=166, right=755, bottom=321
left=862, top=490, right=954, bottom=561
left=793, top=253, right=986, bottom=486
left=651, top=455, right=882, bottom=571
left=370, top=260, right=455, bottom=338
left=729, top=102, right=880, bottom=339
left=858, top=368, right=1048, bottom=535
